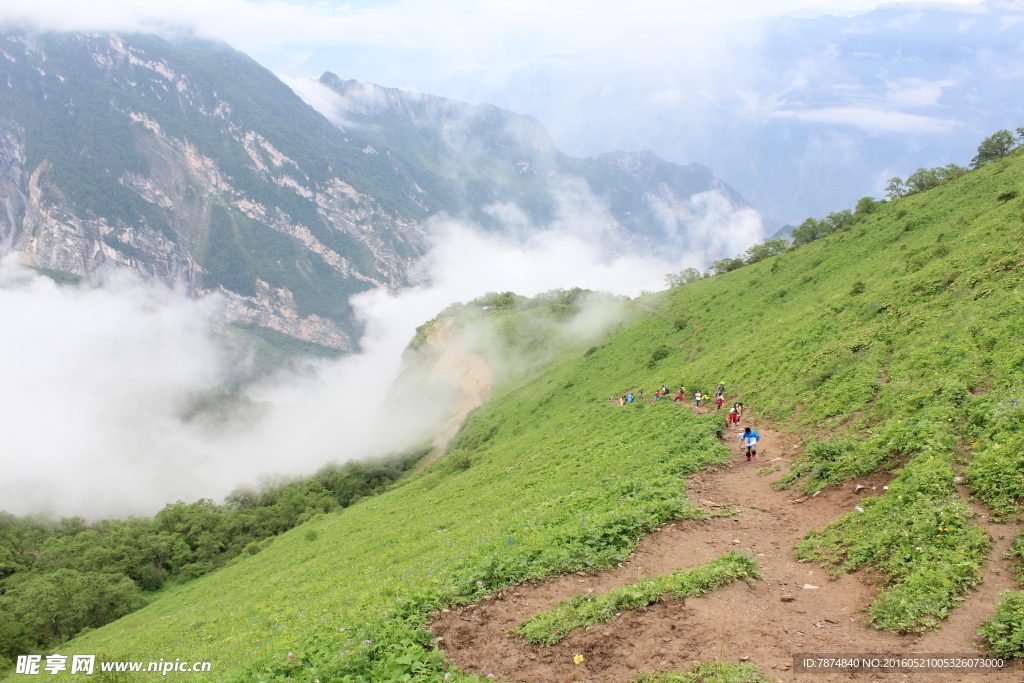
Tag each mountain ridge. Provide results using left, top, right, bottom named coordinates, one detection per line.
left=0, top=32, right=758, bottom=350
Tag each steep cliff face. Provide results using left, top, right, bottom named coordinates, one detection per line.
left=0, top=32, right=433, bottom=349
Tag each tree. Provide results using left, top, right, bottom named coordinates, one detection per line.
left=664, top=267, right=702, bottom=288
left=971, top=129, right=1018, bottom=168
left=936, top=163, right=968, bottom=182
left=743, top=238, right=789, bottom=264
left=791, top=218, right=826, bottom=245
left=710, top=257, right=744, bottom=275
left=885, top=178, right=908, bottom=200
left=825, top=209, right=854, bottom=232
left=854, top=196, right=881, bottom=217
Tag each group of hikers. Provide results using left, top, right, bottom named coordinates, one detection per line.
left=612, top=383, right=743, bottom=416
left=610, top=381, right=761, bottom=460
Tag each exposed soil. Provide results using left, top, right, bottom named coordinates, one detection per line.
left=416, top=320, right=495, bottom=471
left=429, top=405, right=1024, bottom=682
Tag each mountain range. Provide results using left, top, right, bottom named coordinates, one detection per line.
left=0, top=31, right=755, bottom=349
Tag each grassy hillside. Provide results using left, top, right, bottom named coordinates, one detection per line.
left=7, top=148, right=1024, bottom=680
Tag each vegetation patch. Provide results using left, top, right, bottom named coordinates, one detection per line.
left=633, top=661, right=768, bottom=683
left=795, top=452, right=988, bottom=633
left=979, top=591, right=1024, bottom=657
left=513, top=551, right=760, bottom=645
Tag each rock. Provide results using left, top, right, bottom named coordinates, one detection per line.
left=854, top=484, right=868, bottom=493
left=732, top=539, right=741, bottom=544
left=575, top=571, right=588, bottom=576
left=739, top=656, right=750, bottom=661
left=802, top=583, right=819, bottom=590
left=780, top=595, right=796, bottom=602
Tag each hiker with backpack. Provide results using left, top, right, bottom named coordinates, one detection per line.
left=716, top=382, right=725, bottom=398
left=728, top=403, right=739, bottom=425
left=740, top=427, right=760, bottom=460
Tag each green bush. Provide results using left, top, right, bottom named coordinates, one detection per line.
left=647, top=344, right=671, bottom=367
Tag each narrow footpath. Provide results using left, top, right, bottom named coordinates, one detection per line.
left=429, top=407, right=1022, bottom=683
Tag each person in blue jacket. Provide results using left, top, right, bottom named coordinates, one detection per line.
left=740, top=427, right=760, bottom=460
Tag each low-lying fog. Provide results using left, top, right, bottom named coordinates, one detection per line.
left=0, top=209, right=762, bottom=518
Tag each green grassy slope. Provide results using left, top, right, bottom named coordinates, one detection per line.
left=30, top=305, right=733, bottom=681
left=11, top=149, right=1024, bottom=679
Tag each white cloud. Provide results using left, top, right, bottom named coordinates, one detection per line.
left=885, top=77, right=957, bottom=107
left=772, top=106, right=959, bottom=133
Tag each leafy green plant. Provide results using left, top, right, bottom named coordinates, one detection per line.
left=979, top=591, right=1024, bottom=657
left=513, top=552, right=759, bottom=645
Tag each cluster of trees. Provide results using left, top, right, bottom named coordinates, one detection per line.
left=664, top=237, right=791, bottom=286
left=791, top=196, right=883, bottom=246
left=665, top=127, right=1022, bottom=290
left=885, top=164, right=968, bottom=200
left=0, top=452, right=425, bottom=664
left=887, top=128, right=1024, bottom=199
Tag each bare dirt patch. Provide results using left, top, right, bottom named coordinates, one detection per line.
left=430, top=408, right=1023, bottom=682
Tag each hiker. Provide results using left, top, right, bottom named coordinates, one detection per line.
left=736, top=403, right=744, bottom=423
left=619, top=394, right=626, bottom=406
left=716, top=394, right=724, bottom=410
left=727, top=403, right=739, bottom=425
left=740, top=427, right=760, bottom=460
left=638, top=390, right=644, bottom=401
left=694, top=391, right=702, bottom=407
left=654, top=389, right=661, bottom=400
left=626, top=393, right=634, bottom=403
left=676, top=389, right=684, bottom=402
left=662, top=385, right=671, bottom=396
left=716, top=382, right=725, bottom=398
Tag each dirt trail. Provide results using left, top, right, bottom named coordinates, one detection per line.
left=430, top=406, right=1022, bottom=682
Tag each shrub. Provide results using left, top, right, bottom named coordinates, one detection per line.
left=647, top=344, right=671, bottom=367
